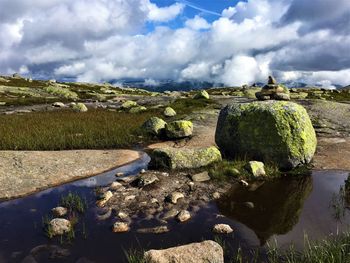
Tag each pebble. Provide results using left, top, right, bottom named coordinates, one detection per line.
left=51, top=207, right=68, bottom=217
left=240, top=180, right=249, bottom=187
left=140, top=169, right=146, bottom=174
left=212, top=192, right=221, bottom=199
left=97, top=191, right=113, bottom=207
left=117, top=212, right=129, bottom=219
left=115, top=172, right=124, bottom=177
left=213, top=224, right=234, bottom=234
left=112, top=222, right=129, bottom=233
left=168, top=192, right=184, bottom=204
left=176, top=210, right=191, bottom=222
left=109, top=182, right=123, bottom=190
left=191, top=171, right=210, bottom=182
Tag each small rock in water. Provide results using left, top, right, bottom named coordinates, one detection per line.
left=167, top=192, right=184, bottom=204
left=97, top=191, right=113, bottom=207
left=117, top=212, right=129, bottom=220
left=140, top=169, right=146, bottom=174
left=162, top=209, right=180, bottom=220
left=115, top=172, right=124, bottom=177
left=109, top=182, right=123, bottom=190
left=191, top=171, right=210, bottom=182
left=213, top=224, right=234, bottom=234
left=112, top=222, right=129, bottom=233
left=49, top=218, right=71, bottom=236
left=177, top=210, right=191, bottom=222
left=212, top=192, right=221, bottom=199
left=51, top=207, right=68, bottom=217
left=137, top=226, right=169, bottom=234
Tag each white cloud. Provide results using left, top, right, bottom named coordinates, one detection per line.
left=0, top=0, right=348, bottom=88
left=147, top=2, right=184, bottom=22
left=185, top=15, right=210, bottom=30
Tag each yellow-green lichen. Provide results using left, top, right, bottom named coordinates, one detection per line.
left=215, top=101, right=317, bottom=170
left=149, top=146, right=222, bottom=170
left=165, top=120, right=193, bottom=139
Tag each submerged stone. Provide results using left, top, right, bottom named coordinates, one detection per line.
left=149, top=146, right=222, bottom=170
left=49, top=218, right=71, bottom=236
left=215, top=101, right=317, bottom=170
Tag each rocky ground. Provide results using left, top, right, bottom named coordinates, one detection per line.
left=0, top=150, right=140, bottom=200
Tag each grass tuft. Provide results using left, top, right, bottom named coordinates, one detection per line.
left=0, top=109, right=159, bottom=150
left=59, top=192, right=87, bottom=214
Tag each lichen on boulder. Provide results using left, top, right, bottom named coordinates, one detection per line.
left=163, top=107, right=177, bottom=117
left=149, top=146, right=222, bottom=170
left=72, top=102, right=88, bottom=112
left=193, top=90, right=210, bottom=100
left=121, top=100, right=138, bottom=109
left=245, top=161, right=266, bottom=177
left=215, top=101, right=317, bottom=170
left=129, top=106, right=147, bottom=113
left=142, top=117, right=167, bottom=136
left=165, top=120, right=193, bottom=139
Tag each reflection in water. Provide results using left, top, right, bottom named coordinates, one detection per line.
left=345, top=174, right=350, bottom=207
left=218, top=176, right=313, bottom=245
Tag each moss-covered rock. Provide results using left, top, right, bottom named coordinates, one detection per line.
left=129, top=106, right=147, bottom=113
left=163, top=107, right=177, bottom=117
left=215, top=101, right=317, bottom=170
left=165, top=120, right=193, bottom=139
left=149, top=146, right=222, bottom=170
left=142, top=117, right=167, bottom=136
left=245, top=161, right=266, bottom=177
left=193, top=90, right=210, bottom=100
left=121, top=100, right=138, bottom=109
left=72, top=103, right=88, bottom=112
left=44, top=85, right=78, bottom=100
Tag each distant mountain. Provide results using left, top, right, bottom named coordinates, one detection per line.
left=115, top=79, right=225, bottom=92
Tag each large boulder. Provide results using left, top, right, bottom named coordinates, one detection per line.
left=215, top=101, right=317, bottom=170
left=144, top=240, right=224, bottom=263
left=165, top=120, right=193, bottom=139
left=149, top=146, right=222, bottom=170
left=193, top=90, right=210, bottom=100
left=142, top=117, right=167, bottom=136
left=72, top=103, right=88, bottom=112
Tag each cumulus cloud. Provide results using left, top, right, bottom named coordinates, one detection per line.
left=0, top=0, right=349, bottom=87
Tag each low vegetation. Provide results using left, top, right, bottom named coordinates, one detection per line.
left=0, top=109, right=160, bottom=150
left=169, top=97, right=219, bottom=116
left=59, top=192, right=87, bottom=213
left=208, top=159, right=280, bottom=181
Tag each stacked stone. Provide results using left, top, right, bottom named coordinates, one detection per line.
left=256, top=76, right=290, bottom=101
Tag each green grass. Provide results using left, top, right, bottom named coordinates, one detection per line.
left=208, top=159, right=281, bottom=181
left=169, top=97, right=219, bottom=116
left=0, top=109, right=159, bottom=150
left=125, top=248, right=146, bottom=263
left=59, top=192, right=87, bottom=213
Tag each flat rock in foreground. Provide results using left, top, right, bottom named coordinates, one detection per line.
left=0, top=150, right=140, bottom=200
left=144, top=240, right=224, bottom=263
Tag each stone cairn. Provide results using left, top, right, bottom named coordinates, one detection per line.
left=255, top=76, right=290, bottom=101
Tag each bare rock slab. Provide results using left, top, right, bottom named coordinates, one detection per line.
left=144, top=240, right=224, bottom=263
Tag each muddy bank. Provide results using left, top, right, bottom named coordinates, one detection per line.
left=0, top=150, right=140, bottom=200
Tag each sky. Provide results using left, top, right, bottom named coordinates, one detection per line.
left=0, top=0, right=349, bottom=88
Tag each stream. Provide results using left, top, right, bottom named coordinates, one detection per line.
left=0, top=153, right=349, bottom=263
